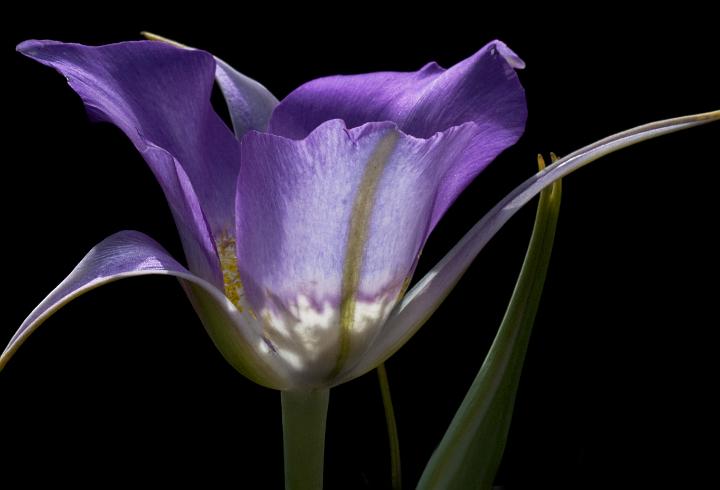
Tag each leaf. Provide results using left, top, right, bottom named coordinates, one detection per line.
left=417, top=154, right=562, bottom=489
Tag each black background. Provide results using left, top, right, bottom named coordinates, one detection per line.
left=1, top=6, right=718, bottom=489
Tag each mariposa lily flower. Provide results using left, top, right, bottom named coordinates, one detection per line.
left=2, top=38, right=527, bottom=389
left=4, top=38, right=717, bottom=395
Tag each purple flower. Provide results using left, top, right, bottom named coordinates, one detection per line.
left=2, top=38, right=526, bottom=389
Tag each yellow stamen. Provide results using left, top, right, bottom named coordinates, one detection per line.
left=216, top=233, right=244, bottom=312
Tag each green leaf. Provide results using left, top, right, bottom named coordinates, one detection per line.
left=417, top=154, right=563, bottom=490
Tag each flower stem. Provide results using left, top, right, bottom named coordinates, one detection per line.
left=377, top=363, right=402, bottom=490
left=281, top=389, right=330, bottom=490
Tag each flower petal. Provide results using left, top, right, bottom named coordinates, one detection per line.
left=268, top=40, right=525, bottom=140
left=339, top=110, right=720, bottom=384
left=268, top=40, right=526, bottom=228
left=141, top=145, right=220, bottom=285
left=236, top=119, right=483, bottom=383
left=17, top=40, right=241, bottom=241
left=0, top=231, right=293, bottom=389
left=214, top=57, right=279, bottom=136
left=141, top=31, right=279, bottom=137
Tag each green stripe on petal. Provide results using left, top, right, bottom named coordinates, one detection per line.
left=333, top=132, right=399, bottom=379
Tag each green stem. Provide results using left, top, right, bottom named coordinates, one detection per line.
left=281, top=389, right=330, bottom=490
left=377, top=363, right=402, bottom=490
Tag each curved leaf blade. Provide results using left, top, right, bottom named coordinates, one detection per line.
left=417, top=155, right=562, bottom=489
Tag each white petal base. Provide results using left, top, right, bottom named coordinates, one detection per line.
left=259, top=293, right=398, bottom=388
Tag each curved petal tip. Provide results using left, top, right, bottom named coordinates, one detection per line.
left=16, top=39, right=51, bottom=55
left=494, top=40, right=526, bottom=69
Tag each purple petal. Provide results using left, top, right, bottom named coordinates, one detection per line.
left=338, top=110, right=720, bottom=383
left=17, top=40, right=242, bottom=272
left=236, top=119, right=480, bottom=379
left=268, top=40, right=526, bottom=227
left=268, top=40, right=525, bottom=140
left=0, top=231, right=292, bottom=389
left=141, top=144, right=220, bottom=285
left=140, top=32, right=279, bottom=137
left=214, top=57, right=279, bottom=137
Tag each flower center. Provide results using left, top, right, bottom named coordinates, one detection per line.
left=216, top=233, right=244, bottom=312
